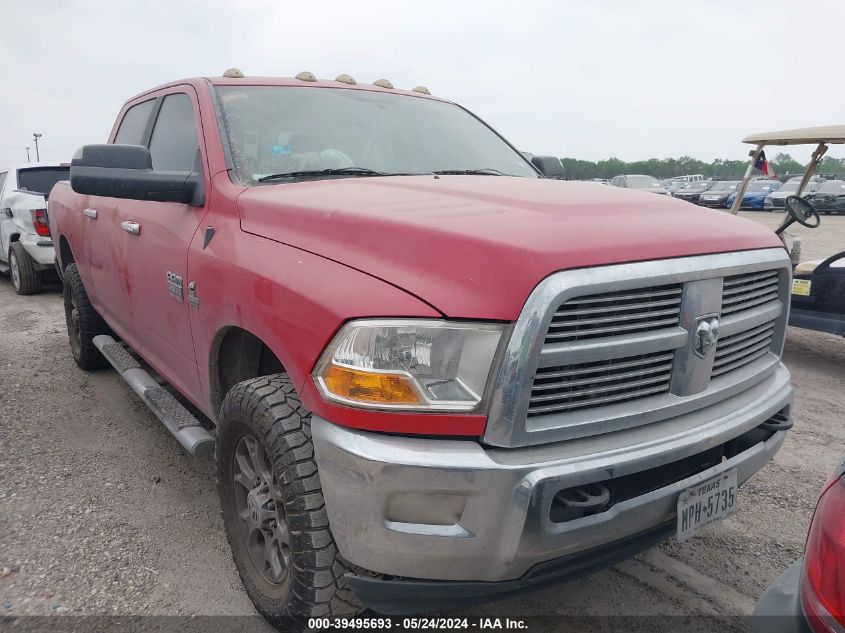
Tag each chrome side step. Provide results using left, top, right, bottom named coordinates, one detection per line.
left=93, top=335, right=215, bottom=457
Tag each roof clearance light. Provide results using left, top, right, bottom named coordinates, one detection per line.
left=295, top=71, right=317, bottom=82
left=222, top=68, right=244, bottom=78
left=411, top=85, right=431, bottom=95
left=373, top=79, right=394, bottom=89
left=335, top=73, right=357, bottom=85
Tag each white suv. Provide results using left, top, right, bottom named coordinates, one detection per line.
left=0, top=162, right=69, bottom=294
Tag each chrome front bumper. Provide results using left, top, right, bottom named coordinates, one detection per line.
left=312, top=363, right=792, bottom=582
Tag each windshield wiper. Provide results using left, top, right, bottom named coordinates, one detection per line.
left=258, top=167, right=388, bottom=182
left=432, top=168, right=507, bottom=176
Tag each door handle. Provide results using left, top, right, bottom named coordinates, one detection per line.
left=83, top=208, right=98, bottom=219
left=121, top=221, right=141, bottom=235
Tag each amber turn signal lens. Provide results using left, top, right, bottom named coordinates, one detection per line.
left=322, top=364, right=421, bottom=405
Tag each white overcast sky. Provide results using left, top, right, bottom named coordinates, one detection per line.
left=1, top=0, right=843, bottom=166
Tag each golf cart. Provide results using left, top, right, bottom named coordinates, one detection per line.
left=731, top=126, right=845, bottom=336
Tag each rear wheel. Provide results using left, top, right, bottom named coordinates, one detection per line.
left=217, top=375, right=364, bottom=630
left=63, top=263, right=109, bottom=370
left=9, top=242, right=42, bottom=295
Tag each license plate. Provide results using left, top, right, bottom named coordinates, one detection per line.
left=792, top=278, right=812, bottom=296
left=676, top=469, right=737, bottom=542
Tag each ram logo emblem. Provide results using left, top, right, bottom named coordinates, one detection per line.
left=693, top=314, right=720, bottom=358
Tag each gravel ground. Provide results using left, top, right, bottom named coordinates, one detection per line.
left=0, top=212, right=843, bottom=632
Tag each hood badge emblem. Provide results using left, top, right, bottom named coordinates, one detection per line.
left=693, top=314, right=720, bottom=358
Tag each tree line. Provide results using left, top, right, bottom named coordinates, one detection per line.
left=560, top=153, right=845, bottom=181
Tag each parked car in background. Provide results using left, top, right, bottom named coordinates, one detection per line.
left=726, top=179, right=781, bottom=210
left=609, top=174, right=669, bottom=195
left=672, top=181, right=713, bottom=204
left=752, top=456, right=845, bottom=632
left=805, top=179, right=845, bottom=214
left=698, top=181, right=739, bottom=208
left=764, top=177, right=821, bottom=211
left=662, top=179, right=686, bottom=195
left=0, top=162, right=69, bottom=294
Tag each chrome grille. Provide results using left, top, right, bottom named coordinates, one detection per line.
left=711, top=320, right=775, bottom=378
left=721, top=270, right=779, bottom=316
left=484, top=249, right=791, bottom=448
left=528, top=351, right=674, bottom=416
left=545, top=285, right=682, bottom=343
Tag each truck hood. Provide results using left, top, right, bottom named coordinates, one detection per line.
left=238, top=176, right=783, bottom=320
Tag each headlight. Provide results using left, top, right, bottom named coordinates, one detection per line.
left=313, top=319, right=505, bottom=411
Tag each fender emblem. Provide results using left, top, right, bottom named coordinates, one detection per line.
left=166, top=271, right=184, bottom=303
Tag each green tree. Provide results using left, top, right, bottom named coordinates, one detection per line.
left=558, top=156, right=762, bottom=181
left=819, top=156, right=845, bottom=176
left=772, top=153, right=804, bottom=178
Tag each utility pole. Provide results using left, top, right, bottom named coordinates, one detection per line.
left=25, top=147, right=31, bottom=163
left=32, top=132, right=42, bottom=162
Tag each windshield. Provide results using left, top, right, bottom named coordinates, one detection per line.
left=16, top=166, right=70, bottom=197
left=627, top=175, right=661, bottom=188
left=817, top=180, right=845, bottom=193
left=215, top=86, right=537, bottom=183
left=708, top=181, right=738, bottom=192
left=747, top=181, right=779, bottom=193
left=681, top=182, right=709, bottom=191
left=775, top=181, right=801, bottom=193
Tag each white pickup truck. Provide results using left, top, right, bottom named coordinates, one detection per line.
left=0, top=162, right=69, bottom=294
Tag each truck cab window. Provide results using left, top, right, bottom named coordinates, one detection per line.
left=114, top=99, right=155, bottom=145
left=148, top=93, right=200, bottom=172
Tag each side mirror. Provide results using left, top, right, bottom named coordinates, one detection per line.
left=70, top=144, right=204, bottom=206
left=531, top=155, right=566, bottom=180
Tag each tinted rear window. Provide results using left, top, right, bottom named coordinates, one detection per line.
left=17, top=167, right=71, bottom=197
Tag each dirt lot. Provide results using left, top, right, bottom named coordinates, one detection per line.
left=1, top=212, right=843, bottom=631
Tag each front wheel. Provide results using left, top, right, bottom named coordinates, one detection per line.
left=217, top=375, right=364, bottom=630
left=9, top=242, right=42, bottom=295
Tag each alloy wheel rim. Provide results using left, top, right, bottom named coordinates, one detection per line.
left=232, top=434, right=291, bottom=585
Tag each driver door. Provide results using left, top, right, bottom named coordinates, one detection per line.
left=120, top=89, right=209, bottom=401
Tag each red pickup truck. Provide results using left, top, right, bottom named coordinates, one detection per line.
left=49, top=71, right=795, bottom=627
